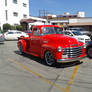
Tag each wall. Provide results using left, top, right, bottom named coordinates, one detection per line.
left=0, top=0, right=29, bottom=29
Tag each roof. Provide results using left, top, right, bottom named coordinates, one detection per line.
left=20, top=17, right=47, bottom=23
left=20, top=19, right=36, bottom=23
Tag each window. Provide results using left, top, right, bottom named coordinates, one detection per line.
left=23, top=14, right=27, bottom=18
left=5, top=10, right=8, bottom=21
left=23, top=3, right=27, bottom=7
left=13, top=0, right=17, bottom=4
left=5, top=0, right=7, bottom=6
left=8, top=32, right=14, bottom=34
left=42, top=27, right=63, bottom=35
left=13, top=12, right=18, bottom=17
left=15, top=32, right=22, bottom=34
left=33, top=28, right=41, bottom=36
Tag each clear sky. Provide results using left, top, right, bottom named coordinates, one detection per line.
left=29, top=0, right=92, bottom=17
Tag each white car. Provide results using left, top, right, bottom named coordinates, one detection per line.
left=4, top=30, right=28, bottom=40
left=64, top=30, right=91, bottom=48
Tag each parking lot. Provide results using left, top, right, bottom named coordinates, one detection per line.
left=0, top=41, right=92, bottom=92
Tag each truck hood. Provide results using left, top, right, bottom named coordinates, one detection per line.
left=43, top=34, right=80, bottom=48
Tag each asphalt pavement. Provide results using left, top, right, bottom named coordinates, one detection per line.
left=0, top=41, right=92, bottom=92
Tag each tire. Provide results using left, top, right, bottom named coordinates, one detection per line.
left=19, top=45, right=24, bottom=55
left=44, top=51, right=55, bottom=66
left=87, top=47, right=92, bottom=58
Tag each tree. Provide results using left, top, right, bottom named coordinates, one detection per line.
left=3, top=23, right=11, bottom=31
left=16, top=25, right=23, bottom=31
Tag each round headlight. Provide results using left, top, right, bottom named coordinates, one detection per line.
left=58, top=46, right=62, bottom=52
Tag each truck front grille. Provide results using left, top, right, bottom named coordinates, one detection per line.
left=63, top=46, right=83, bottom=58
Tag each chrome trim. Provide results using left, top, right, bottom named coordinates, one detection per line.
left=57, top=56, right=86, bottom=63
left=62, top=46, right=83, bottom=58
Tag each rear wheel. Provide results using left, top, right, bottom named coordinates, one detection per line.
left=87, top=47, right=92, bottom=58
left=44, top=51, right=55, bottom=66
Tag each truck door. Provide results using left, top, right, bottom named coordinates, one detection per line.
left=29, top=27, right=42, bottom=55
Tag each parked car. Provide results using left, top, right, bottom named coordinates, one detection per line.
left=0, top=31, right=5, bottom=43
left=17, top=25, right=86, bottom=66
left=64, top=30, right=91, bottom=48
left=4, top=30, right=28, bottom=40
left=68, top=27, right=92, bottom=40
left=86, top=41, right=92, bottom=58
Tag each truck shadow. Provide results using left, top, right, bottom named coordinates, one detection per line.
left=14, top=51, right=83, bottom=68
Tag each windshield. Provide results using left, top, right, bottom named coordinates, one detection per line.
left=69, top=28, right=84, bottom=31
left=72, top=31, right=83, bottom=35
left=42, top=27, right=63, bottom=35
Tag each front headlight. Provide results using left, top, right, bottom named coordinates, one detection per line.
left=58, top=46, right=62, bottom=52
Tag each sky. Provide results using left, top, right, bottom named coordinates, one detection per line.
left=29, top=0, right=92, bottom=17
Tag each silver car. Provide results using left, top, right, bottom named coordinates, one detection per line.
left=0, top=32, right=5, bottom=43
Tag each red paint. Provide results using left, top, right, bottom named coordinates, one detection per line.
left=17, top=25, right=86, bottom=63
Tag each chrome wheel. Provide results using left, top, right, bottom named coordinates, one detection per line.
left=45, top=51, right=55, bottom=66
left=88, top=47, right=92, bottom=58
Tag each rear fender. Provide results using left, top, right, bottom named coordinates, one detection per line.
left=17, top=39, right=26, bottom=52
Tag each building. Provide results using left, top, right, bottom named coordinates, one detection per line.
left=44, top=12, right=92, bottom=32
left=48, top=11, right=85, bottom=26
left=0, top=0, right=29, bottom=29
left=68, top=17, right=92, bottom=31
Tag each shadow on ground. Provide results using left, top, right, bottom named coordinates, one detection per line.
left=0, top=43, right=5, bottom=45
left=14, top=50, right=83, bottom=68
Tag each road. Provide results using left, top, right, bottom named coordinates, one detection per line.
left=0, top=41, right=92, bottom=92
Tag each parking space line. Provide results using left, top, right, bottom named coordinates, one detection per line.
left=8, top=58, right=65, bottom=92
left=64, top=65, right=79, bottom=92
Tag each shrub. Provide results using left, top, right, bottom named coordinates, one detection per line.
left=16, top=25, right=23, bottom=31
left=3, top=23, right=11, bottom=31
left=10, top=25, right=15, bottom=30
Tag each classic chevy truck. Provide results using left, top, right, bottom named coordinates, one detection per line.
left=17, top=25, right=86, bottom=66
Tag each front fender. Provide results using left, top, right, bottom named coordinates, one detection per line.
left=41, top=44, right=57, bottom=59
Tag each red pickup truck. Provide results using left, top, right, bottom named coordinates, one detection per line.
left=17, top=25, right=86, bottom=66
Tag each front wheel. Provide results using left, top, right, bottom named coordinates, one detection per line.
left=87, top=47, right=92, bottom=58
left=44, top=51, right=56, bottom=66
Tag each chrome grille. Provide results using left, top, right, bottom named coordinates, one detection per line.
left=63, top=47, right=83, bottom=58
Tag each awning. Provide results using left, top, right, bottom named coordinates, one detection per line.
left=68, top=22, right=92, bottom=26
left=20, top=19, right=37, bottom=23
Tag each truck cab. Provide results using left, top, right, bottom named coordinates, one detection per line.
left=17, top=25, right=86, bottom=66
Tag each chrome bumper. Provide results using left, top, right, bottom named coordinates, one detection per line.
left=57, top=56, right=86, bottom=63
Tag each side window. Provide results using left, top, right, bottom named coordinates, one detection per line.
left=8, top=32, right=14, bottom=34
left=33, top=28, right=40, bottom=36
left=16, top=32, right=21, bottom=34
